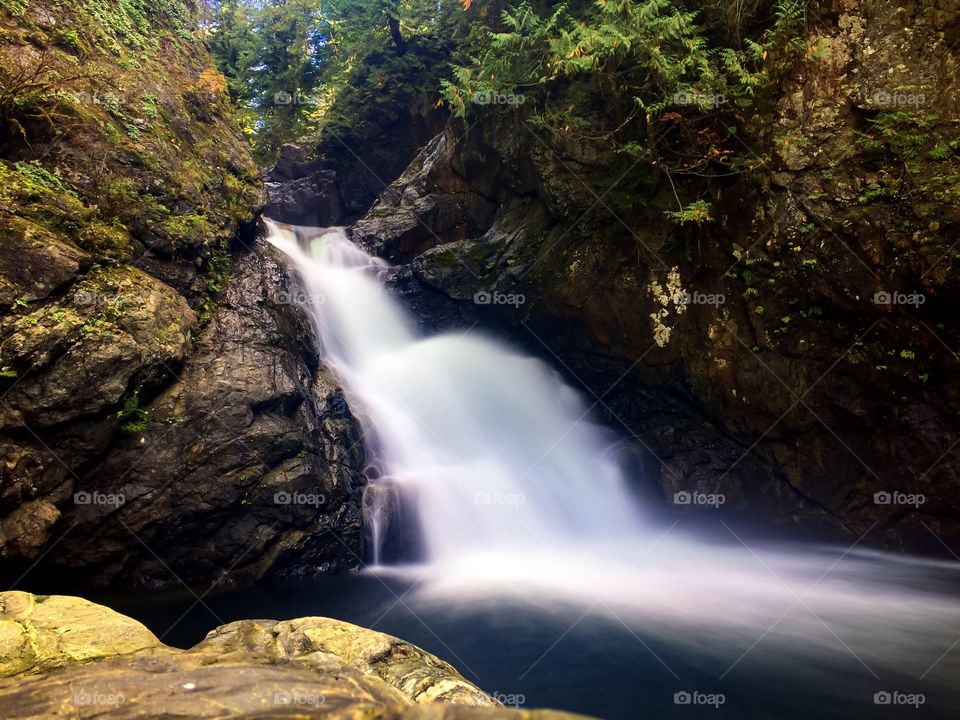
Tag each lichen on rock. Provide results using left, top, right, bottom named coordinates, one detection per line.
left=0, top=592, right=590, bottom=720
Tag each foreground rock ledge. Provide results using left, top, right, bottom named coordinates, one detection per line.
left=0, top=592, right=588, bottom=719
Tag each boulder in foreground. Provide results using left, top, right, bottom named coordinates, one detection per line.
left=0, top=591, right=590, bottom=719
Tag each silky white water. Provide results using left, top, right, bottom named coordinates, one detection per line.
left=265, top=220, right=960, bottom=693
left=265, top=221, right=643, bottom=562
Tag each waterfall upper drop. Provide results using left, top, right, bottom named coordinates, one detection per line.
left=264, top=220, right=644, bottom=566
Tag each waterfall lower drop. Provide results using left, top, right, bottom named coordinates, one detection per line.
left=266, top=220, right=960, bottom=684
left=265, top=220, right=643, bottom=567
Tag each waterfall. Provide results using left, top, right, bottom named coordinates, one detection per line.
left=254, top=219, right=960, bottom=708
left=264, top=220, right=960, bottom=689
left=265, top=220, right=644, bottom=566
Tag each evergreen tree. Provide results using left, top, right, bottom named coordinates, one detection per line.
left=208, top=0, right=258, bottom=106
left=206, top=0, right=461, bottom=159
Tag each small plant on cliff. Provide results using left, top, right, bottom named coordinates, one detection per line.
left=665, top=199, right=713, bottom=224
left=117, top=392, right=150, bottom=435
left=0, top=0, right=27, bottom=17
left=12, top=161, right=79, bottom=199
left=69, top=0, right=193, bottom=55
left=855, top=110, right=960, bottom=227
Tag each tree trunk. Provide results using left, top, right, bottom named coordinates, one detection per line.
left=388, top=15, right=406, bottom=54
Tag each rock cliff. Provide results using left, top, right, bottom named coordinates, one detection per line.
left=0, top=1, right=364, bottom=591
left=340, top=0, right=960, bottom=554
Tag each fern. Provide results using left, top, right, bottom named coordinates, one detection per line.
left=117, top=392, right=150, bottom=435
left=665, top=199, right=713, bottom=224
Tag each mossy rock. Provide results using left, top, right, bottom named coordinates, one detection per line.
left=0, top=591, right=162, bottom=677
left=0, top=593, right=593, bottom=720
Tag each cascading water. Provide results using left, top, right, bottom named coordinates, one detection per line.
left=265, top=220, right=643, bottom=565
left=265, top=220, right=959, bottom=709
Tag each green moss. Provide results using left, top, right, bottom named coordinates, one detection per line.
left=433, top=249, right=460, bottom=269
left=10, top=161, right=79, bottom=200
left=0, top=0, right=27, bottom=17
left=0, top=161, right=89, bottom=235
left=53, top=29, right=85, bottom=54
left=205, top=241, right=231, bottom=294
left=163, top=214, right=213, bottom=243
left=77, top=221, right=132, bottom=261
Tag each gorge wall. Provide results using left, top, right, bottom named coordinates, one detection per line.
left=0, top=1, right=365, bottom=591
left=331, top=0, right=959, bottom=554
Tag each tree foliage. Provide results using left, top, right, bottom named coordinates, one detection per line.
left=442, top=0, right=812, bottom=216
left=204, top=0, right=814, bottom=198
left=206, top=0, right=465, bottom=161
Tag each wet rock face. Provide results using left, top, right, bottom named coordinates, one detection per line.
left=352, top=133, right=498, bottom=264
left=0, top=592, right=589, bottom=720
left=0, top=253, right=367, bottom=590
left=0, top=264, right=200, bottom=570
left=265, top=163, right=347, bottom=226
left=351, top=1, right=960, bottom=554
left=1, top=267, right=197, bottom=430
left=1, top=242, right=367, bottom=591
left=0, top=225, right=91, bottom=306
left=0, top=2, right=367, bottom=591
